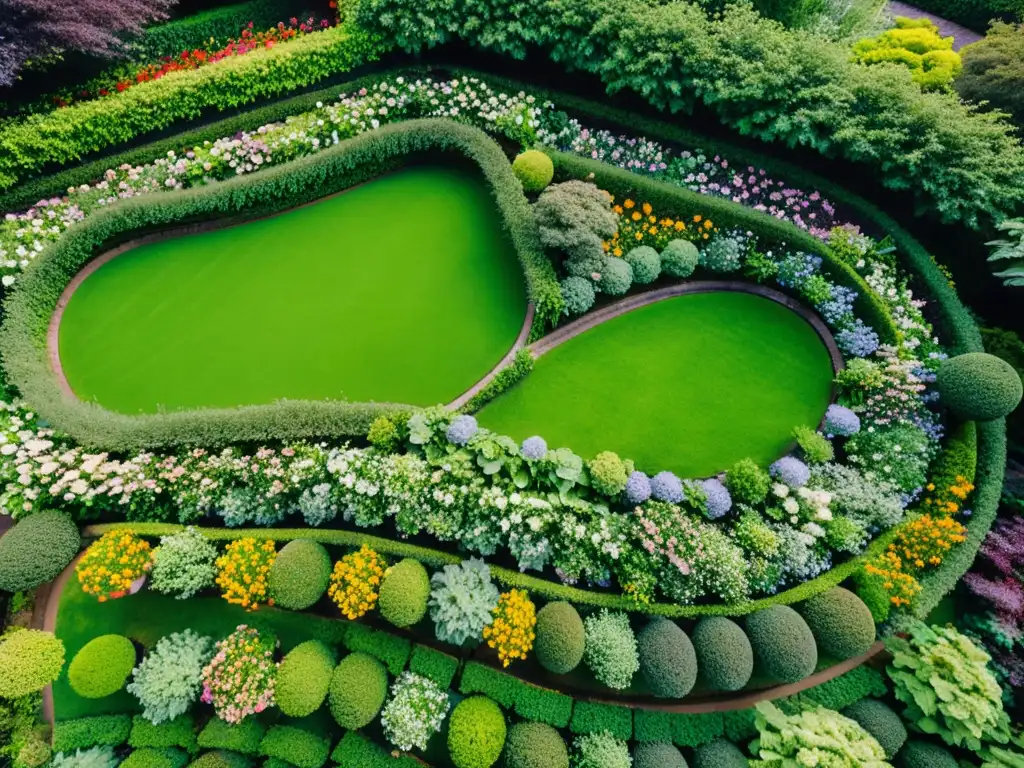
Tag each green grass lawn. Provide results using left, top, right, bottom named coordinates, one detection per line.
left=58, top=165, right=527, bottom=414
left=477, top=291, right=834, bottom=478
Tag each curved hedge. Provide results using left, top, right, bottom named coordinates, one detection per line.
left=68, top=635, right=137, bottom=699
left=1, top=119, right=560, bottom=451
left=268, top=540, right=332, bottom=611
left=275, top=640, right=335, bottom=717
left=0, top=510, right=81, bottom=592
left=328, top=652, right=388, bottom=729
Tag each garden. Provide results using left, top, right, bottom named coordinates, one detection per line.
left=1, top=0, right=1024, bottom=767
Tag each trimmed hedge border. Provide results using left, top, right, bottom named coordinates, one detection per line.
left=1, top=119, right=560, bottom=451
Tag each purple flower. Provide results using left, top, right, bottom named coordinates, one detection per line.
left=836, top=319, right=880, bottom=358
left=824, top=404, right=860, bottom=437
left=625, top=471, right=652, bottom=505
left=701, top=478, right=732, bottom=519
left=446, top=415, right=478, bottom=446
left=770, top=456, right=810, bottom=488
left=650, top=471, right=684, bottom=503
left=520, top=436, right=548, bottom=461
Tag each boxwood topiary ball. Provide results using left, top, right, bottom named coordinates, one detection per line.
left=598, top=256, right=633, bottom=296
left=448, top=696, right=506, bottom=768
left=633, top=742, right=687, bottom=768
left=535, top=601, right=585, bottom=674
left=937, top=352, right=1023, bottom=421
left=502, top=722, right=568, bottom=768
left=745, top=605, right=818, bottom=683
left=624, top=246, right=661, bottom=285
left=692, top=739, right=747, bottom=768
left=275, top=640, right=336, bottom=717
left=69, top=634, right=136, bottom=699
left=267, top=540, right=331, bottom=610
left=379, top=558, right=430, bottom=628
left=842, top=699, right=907, bottom=759
left=661, top=239, right=699, bottom=278
left=561, top=276, right=596, bottom=317
left=897, top=740, right=958, bottom=768
left=637, top=618, right=697, bottom=698
left=0, top=510, right=80, bottom=592
left=692, top=616, right=753, bottom=692
left=328, top=652, right=388, bottom=729
left=512, top=150, right=555, bottom=193
left=799, top=587, right=875, bottom=661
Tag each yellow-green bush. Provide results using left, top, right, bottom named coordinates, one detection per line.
left=852, top=17, right=962, bottom=90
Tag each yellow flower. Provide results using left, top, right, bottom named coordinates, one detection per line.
left=623, top=199, right=635, bottom=209
left=328, top=545, right=385, bottom=620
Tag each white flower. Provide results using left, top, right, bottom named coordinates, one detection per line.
left=773, top=483, right=789, bottom=498
left=783, top=497, right=800, bottom=515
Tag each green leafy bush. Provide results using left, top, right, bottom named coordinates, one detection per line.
left=636, top=618, right=697, bottom=698
left=367, top=415, right=401, bottom=451
left=429, top=558, right=500, bottom=645
left=0, top=510, right=80, bottom=592
left=691, top=616, right=753, bottom=692
left=150, top=527, right=218, bottom=600
left=724, top=459, right=770, bottom=505
left=570, top=701, right=633, bottom=741
left=379, top=558, right=430, bottom=628
left=745, top=605, right=818, bottom=684
left=50, top=746, right=120, bottom=768
left=187, top=751, right=250, bottom=768
left=623, top=246, right=661, bottom=284
left=69, top=635, right=136, bottom=699
left=513, top=683, right=572, bottom=729
left=408, top=644, right=459, bottom=688
left=572, top=732, right=630, bottom=768
left=598, top=257, right=633, bottom=296
left=53, top=716, right=133, bottom=753
left=534, top=601, right=585, bottom=674
left=259, top=726, right=329, bottom=768
left=267, top=540, right=331, bottom=610
left=671, top=712, right=724, bottom=748
left=903, top=0, right=1023, bottom=33
left=275, top=640, right=335, bottom=717
left=793, top=426, right=834, bottom=464
left=750, top=702, right=889, bottom=766
left=842, top=699, right=907, bottom=759
left=512, top=150, right=555, bottom=193
left=327, top=652, right=388, bottom=730
left=447, top=696, right=506, bottom=768
left=0, top=629, right=66, bottom=697
left=852, top=17, right=962, bottom=91
left=799, top=587, right=876, bottom=661
left=958, top=22, right=1024, bottom=127
left=937, top=352, right=1023, bottom=420
left=127, top=631, right=214, bottom=725
left=632, top=742, right=686, bottom=768
left=120, top=747, right=189, bottom=768
left=502, top=723, right=568, bottom=768
left=533, top=180, right=617, bottom=272
left=660, top=239, right=699, bottom=278
left=583, top=610, right=639, bottom=690
left=692, top=739, right=747, bottom=768
left=886, top=620, right=1011, bottom=751
left=588, top=452, right=629, bottom=497
left=560, top=276, right=597, bottom=316
left=197, top=719, right=265, bottom=756
left=896, top=739, right=958, bottom=768
left=129, top=715, right=197, bottom=753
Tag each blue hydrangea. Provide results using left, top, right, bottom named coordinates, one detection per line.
left=770, top=456, right=811, bottom=488
left=650, top=471, right=684, bottom=503
left=824, top=404, right=860, bottom=437
left=776, top=252, right=822, bottom=289
left=816, top=285, right=857, bottom=328
left=625, top=471, right=652, bottom=505
left=446, top=415, right=478, bottom=446
left=520, top=436, right=548, bottom=460
left=701, top=478, right=732, bottom=519
left=836, top=319, right=880, bottom=358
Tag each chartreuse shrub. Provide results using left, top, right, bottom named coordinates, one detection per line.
left=0, top=510, right=80, bottom=592
left=937, top=352, right=1023, bottom=421
left=69, top=635, right=136, bottom=699
left=129, top=714, right=198, bottom=753
left=691, top=616, right=753, bottom=692
left=724, top=459, right=770, bottom=505
left=897, top=740, right=958, bottom=768
left=502, top=723, right=569, bottom=768
left=53, top=716, right=132, bottom=752
left=842, top=699, right=907, bottom=759
left=447, top=696, right=506, bottom=768
left=260, top=726, right=330, bottom=768
left=275, top=640, right=335, bottom=717
left=0, top=629, right=65, bottom=698
left=328, top=652, right=388, bottom=729
left=852, top=17, right=962, bottom=91
left=583, top=611, right=639, bottom=690
left=120, top=747, right=189, bottom=768
left=197, top=718, right=266, bottom=755
left=799, top=587, right=876, bottom=661
left=793, top=425, right=834, bottom=463
left=267, top=540, right=331, bottom=610
left=692, top=739, right=747, bottom=768
left=745, top=605, right=818, bottom=684
left=379, top=559, right=430, bottom=628
left=632, top=742, right=686, bottom=768
left=588, top=452, right=629, bottom=497
left=512, top=150, right=554, bottom=193
left=534, top=601, right=585, bottom=674
left=749, top=702, right=889, bottom=766
left=886, top=621, right=1011, bottom=752
left=572, top=732, right=630, bottom=768
left=637, top=619, right=697, bottom=698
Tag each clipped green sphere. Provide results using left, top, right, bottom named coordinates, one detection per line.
left=276, top=640, right=335, bottom=717
left=746, top=605, right=817, bottom=683
left=897, top=740, right=958, bottom=768
left=69, top=634, right=136, bottom=699
left=0, top=511, right=80, bottom=592
left=502, top=722, right=568, bottom=768
left=535, top=602, right=585, bottom=674
left=692, top=739, right=747, bottom=768
left=448, top=696, right=506, bottom=768
left=692, top=616, right=753, bottom=692
left=633, top=742, right=687, bottom=768
left=512, top=150, right=555, bottom=193
left=328, top=652, right=388, bottom=729
left=843, top=699, right=907, bottom=759
left=268, top=540, right=331, bottom=610
left=799, top=587, right=875, bottom=661
left=660, top=239, right=699, bottom=278
left=379, top=558, right=430, bottom=628
left=624, top=246, right=661, bottom=285
left=936, top=352, right=1023, bottom=421
left=637, top=618, right=697, bottom=699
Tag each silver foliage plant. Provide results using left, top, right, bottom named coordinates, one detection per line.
left=126, top=630, right=214, bottom=724
left=428, top=558, right=500, bottom=645
left=149, top=526, right=218, bottom=600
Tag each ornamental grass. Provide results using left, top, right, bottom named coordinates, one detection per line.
left=482, top=589, right=537, bottom=667
left=215, top=538, right=276, bottom=610
left=327, top=544, right=385, bottom=620
left=76, top=531, right=152, bottom=601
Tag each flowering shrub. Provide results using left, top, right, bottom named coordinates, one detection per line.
left=327, top=544, right=385, bottom=620
left=75, top=531, right=152, bottom=601
left=583, top=610, right=639, bottom=690
left=605, top=199, right=714, bottom=256
left=150, top=526, right=218, bottom=600
left=482, top=589, right=536, bottom=667
left=380, top=672, right=450, bottom=752
left=201, top=625, right=277, bottom=724
left=214, top=538, right=276, bottom=610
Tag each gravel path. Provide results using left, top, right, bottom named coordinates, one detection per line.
left=888, top=1, right=983, bottom=49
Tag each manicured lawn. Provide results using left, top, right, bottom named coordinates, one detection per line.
left=58, top=165, right=527, bottom=413
left=477, top=291, right=834, bottom=478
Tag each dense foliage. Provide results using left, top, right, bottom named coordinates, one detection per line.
left=535, top=602, right=585, bottom=674
left=746, top=606, right=818, bottom=684
left=274, top=641, right=334, bottom=717
left=842, top=699, right=907, bottom=759
left=379, top=558, right=430, bottom=628
left=750, top=701, right=890, bottom=766
left=0, top=510, right=79, bottom=592
left=127, top=631, right=214, bottom=725
left=69, top=635, right=136, bottom=699
left=150, top=527, right=218, bottom=600
left=958, top=22, right=1024, bottom=125
left=429, top=558, right=500, bottom=646
left=583, top=611, right=639, bottom=690
left=692, top=617, right=753, bottom=692
left=328, top=652, right=388, bottom=730
left=267, top=539, right=331, bottom=610
left=799, top=587, right=876, bottom=661
left=0, top=629, right=65, bottom=698
left=447, top=696, right=506, bottom=768
left=636, top=619, right=697, bottom=698
left=503, top=723, right=569, bottom=768
left=937, top=352, right=1023, bottom=421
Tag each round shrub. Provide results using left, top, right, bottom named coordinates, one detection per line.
left=588, top=452, right=628, bottom=497
left=624, top=471, right=651, bottom=505
left=623, top=246, right=661, bottom=284
left=769, top=456, right=811, bottom=488
left=512, top=150, right=554, bottom=193
left=328, top=652, right=388, bottom=729
left=573, top=732, right=630, bottom=768
left=150, top=527, right=218, bottom=600
left=276, top=640, right=335, bottom=717
left=535, top=601, right=585, bottom=674
left=701, top=235, right=744, bottom=272
left=692, top=739, right=748, bottom=768
left=660, top=239, right=699, bottom=278
left=700, top=478, right=732, bottom=520
left=379, top=558, right=430, bottom=628
left=0, top=510, right=80, bottom=592
left=745, top=605, right=818, bottom=683
left=936, top=351, right=1023, bottom=421
left=187, top=751, right=252, bottom=768
left=725, top=458, right=770, bottom=505
left=502, top=723, right=568, bottom=768
left=0, top=629, right=65, bottom=697
left=650, top=471, right=684, bottom=503
left=799, top=587, right=876, bottom=661
left=447, top=696, right=506, bottom=768
left=68, top=635, right=136, bottom=699
left=637, top=618, right=697, bottom=698
left=583, top=610, right=639, bottom=690
left=897, top=740, right=958, bottom=768
left=842, top=699, right=907, bottom=759
left=598, top=257, right=632, bottom=296
left=267, top=540, right=331, bottom=610
left=692, top=616, right=753, bottom=692
left=633, top=742, right=686, bottom=768
left=561, top=276, right=596, bottom=316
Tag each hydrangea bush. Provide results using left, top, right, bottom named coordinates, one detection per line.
left=380, top=672, right=450, bottom=752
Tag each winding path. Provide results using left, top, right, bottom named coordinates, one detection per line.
left=887, top=1, right=983, bottom=49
